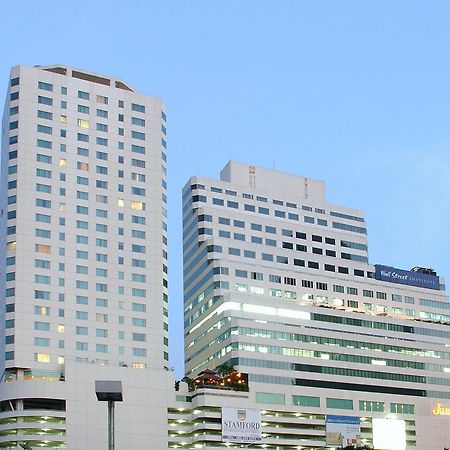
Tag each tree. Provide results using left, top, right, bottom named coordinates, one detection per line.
left=215, top=362, right=236, bottom=377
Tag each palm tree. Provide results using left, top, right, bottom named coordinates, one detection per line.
left=215, top=362, right=236, bottom=377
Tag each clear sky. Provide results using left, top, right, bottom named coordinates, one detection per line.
left=2, top=0, right=450, bottom=377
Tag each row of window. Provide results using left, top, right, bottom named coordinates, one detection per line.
left=223, top=246, right=364, bottom=274
left=201, top=214, right=367, bottom=249
left=256, top=392, right=414, bottom=414
left=31, top=307, right=147, bottom=325
left=33, top=79, right=148, bottom=113
left=188, top=194, right=367, bottom=235
left=189, top=183, right=364, bottom=223
left=208, top=229, right=368, bottom=262
left=33, top=245, right=150, bottom=262
left=233, top=325, right=450, bottom=360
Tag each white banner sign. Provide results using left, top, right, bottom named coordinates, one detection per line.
left=222, top=407, right=261, bottom=443
left=326, top=415, right=361, bottom=447
left=372, top=418, right=406, bottom=450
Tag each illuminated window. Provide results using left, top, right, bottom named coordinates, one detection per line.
left=132, top=363, right=146, bottom=369
left=35, top=244, right=51, bottom=254
left=77, top=119, right=89, bottom=128
left=35, top=306, right=50, bottom=316
left=58, top=356, right=65, bottom=364
left=7, top=241, right=16, bottom=251
left=359, top=400, right=385, bottom=412
left=60, top=115, right=67, bottom=124
left=131, top=201, right=145, bottom=211
left=97, top=95, right=108, bottom=104
left=96, top=313, right=108, bottom=323
left=249, top=286, right=264, bottom=295
left=35, top=353, right=50, bottom=363
left=118, top=199, right=124, bottom=207
left=390, top=403, right=415, bottom=414
left=57, top=325, right=65, bottom=333
left=59, top=158, right=67, bottom=168
left=78, top=162, right=89, bottom=171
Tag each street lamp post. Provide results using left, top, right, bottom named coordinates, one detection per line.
left=95, top=380, right=123, bottom=450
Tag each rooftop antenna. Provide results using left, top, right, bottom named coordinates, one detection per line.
left=249, top=166, right=256, bottom=188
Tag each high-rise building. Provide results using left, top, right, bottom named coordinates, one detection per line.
left=0, top=65, right=172, bottom=449
left=177, top=161, right=450, bottom=449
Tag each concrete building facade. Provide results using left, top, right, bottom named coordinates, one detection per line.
left=178, top=161, right=450, bottom=449
left=0, top=65, right=171, bottom=449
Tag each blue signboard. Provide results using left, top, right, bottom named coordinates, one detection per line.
left=374, top=265, right=440, bottom=290
left=326, top=415, right=360, bottom=425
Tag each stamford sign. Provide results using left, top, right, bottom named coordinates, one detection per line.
left=374, top=265, right=440, bottom=291
left=222, top=407, right=261, bottom=443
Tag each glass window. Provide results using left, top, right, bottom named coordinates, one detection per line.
left=292, top=395, right=320, bottom=407
left=38, top=81, right=53, bottom=91
left=132, top=131, right=145, bottom=140
left=131, top=103, right=145, bottom=113
left=97, top=95, right=108, bottom=104
left=132, top=117, right=145, bottom=126
left=38, top=96, right=53, bottom=106
left=326, top=398, right=353, bottom=410
left=256, top=392, right=285, bottom=405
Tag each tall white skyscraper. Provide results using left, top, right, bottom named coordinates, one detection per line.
left=0, top=65, right=172, bottom=449
left=176, top=161, right=450, bottom=449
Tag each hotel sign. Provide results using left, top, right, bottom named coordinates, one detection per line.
left=222, top=407, right=261, bottom=443
left=433, top=403, right=450, bottom=415
left=374, top=265, right=440, bottom=291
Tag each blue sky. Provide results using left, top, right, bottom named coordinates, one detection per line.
left=2, top=1, right=450, bottom=377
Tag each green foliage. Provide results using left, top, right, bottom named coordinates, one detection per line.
left=215, top=362, right=236, bottom=376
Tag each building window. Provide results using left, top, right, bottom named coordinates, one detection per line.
left=256, top=392, right=285, bottom=405
left=97, top=95, right=108, bottom=104
left=326, top=398, right=353, bottom=410
left=38, top=95, right=53, bottom=106
left=35, top=353, right=50, bottom=363
left=390, top=403, right=415, bottom=414
left=132, top=103, right=145, bottom=113
left=292, top=395, right=320, bottom=407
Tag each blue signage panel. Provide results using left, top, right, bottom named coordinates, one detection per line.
left=374, top=265, right=440, bottom=290
left=326, top=415, right=360, bottom=425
